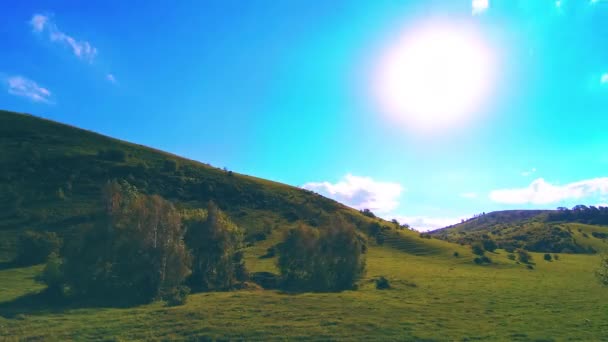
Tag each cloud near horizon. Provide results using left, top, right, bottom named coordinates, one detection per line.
left=30, top=14, right=97, bottom=62
left=490, top=177, right=608, bottom=204
left=390, top=215, right=469, bottom=231
left=302, top=174, right=403, bottom=213
left=5, top=75, right=52, bottom=103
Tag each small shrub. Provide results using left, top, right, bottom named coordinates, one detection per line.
left=516, top=249, right=532, bottom=264
left=164, top=286, right=190, bottom=306
left=471, top=243, right=485, bottom=256
left=38, top=252, right=64, bottom=297
left=544, top=253, right=552, bottom=261
left=482, top=239, right=497, bottom=252
left=553, top=254, right=559, bottom=260
left=375, top=276, right=391, bottom=290
left=473, top=256, right=491, bottom=265
left=507, top=253, right=516, bottom=260
left=453, top=251, right=459, bottom=257
left=526, top=264, right=534, bottom=270
left=360, top=209, right=376, bottom=218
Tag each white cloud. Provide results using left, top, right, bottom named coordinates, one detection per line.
left=601, top=73, right=608, bottom=84
left=460, top=192, right=478, bottom=199
left=5, top=75, right=52, bottom=103
left=106, top=74, right=117, bottom=83
left=391, top=215, right=469, bottom=232
left=30, top=14, right=97, bottom=62
left=472, top=0, right=489, bottom=15
left=490, top=177, right=608, bottom=204
left=302, top=174, right=403, bottom=213
left=521, top=167, right=537, bottom=177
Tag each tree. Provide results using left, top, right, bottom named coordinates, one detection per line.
left=516, top=249, right=532, bottom=264
left=544, top=253, right=552, bottom=261
left=277, top=217, right=367, bottom=292
left=184, top=201, right=247, bottom=291
left=38, top=252, right=64, bottom=297
left=60, top=180, right=191, bottom=304
left=482, top=239, right=497, bottom=253
left=471, top=242, right=485, bottom=256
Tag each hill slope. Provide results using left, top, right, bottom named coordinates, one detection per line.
left=430, top=209, right=608, bottom=253
left=0, top=110, right=384, bottom=259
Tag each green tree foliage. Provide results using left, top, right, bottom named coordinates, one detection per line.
left=277, top=217, right=367, bottom=292
left=471, top=242, right=485, bottom=256
left=14, top=230, right=62, bottom=266
left=38, top=252, right=64, bottom=297
left=184, top=201, right=247, bottom=291
left=59, top=180, right=192, bottom=304
left=516, top=249, right=532, bottom=264
left=544, top=253, right=552, bottom=261
left=481, top=239, right=497, bottom=252
left=596, top=254, right=608, bottom=286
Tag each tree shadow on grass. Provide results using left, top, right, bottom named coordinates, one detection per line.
left=0, top=260, right=17, bottom=270
left=0, top=290, right=139, bottom=319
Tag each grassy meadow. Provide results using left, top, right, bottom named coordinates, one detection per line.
left=1, top=231, right=607, bottom=341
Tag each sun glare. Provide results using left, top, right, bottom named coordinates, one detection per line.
left=375, top=23, right=495, bottom=132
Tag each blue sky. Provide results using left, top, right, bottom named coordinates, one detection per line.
left=2, top=0, right=608, bottom=230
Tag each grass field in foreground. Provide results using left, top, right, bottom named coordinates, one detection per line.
left=1, top=241, right=607, bottom=341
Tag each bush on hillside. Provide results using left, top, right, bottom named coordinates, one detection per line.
left=184, top=201, right=248, bottom=291
left=471, top=242, right=485, bottom=256
left=516, top=249, right=532, bottom=264
left=57, top=180, right=192, bottom=304
left=277, top=217, right=367, bottom=292
left=375, top=276, right=391, bottom=290
left=474, top=256, right=492, bottom=265
left=360, top=209, right=376, bottom=218
left=37, top=252, right=64, bottom=297
left=14, top=230, right=62, bottom=266
left=482, top=239, right=498, bottom=252
left=544, top=253, right=552, bottom=261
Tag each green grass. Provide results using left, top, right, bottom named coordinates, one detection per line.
left=1, top=242, right=607, bottom=341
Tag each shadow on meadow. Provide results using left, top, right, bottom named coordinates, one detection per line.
left=0, top=290, right=138, bottom=319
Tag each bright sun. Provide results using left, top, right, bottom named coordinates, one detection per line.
left=375, top=23, right=495, bottom=132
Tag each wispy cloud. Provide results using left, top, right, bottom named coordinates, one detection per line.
left=5, top=75, right=52, bottom=103
left=472, top=0, right=489, bottom=15
left=490, top=177, right=608, bottom=204
left=30, top=14, right=97, bottom=62
left=521, top=167, right=537, bottom=177
left=601, top=73, right=608, bottom=84
left=460, top=192, right=478, bottom=199
left=302, top=174, right=403, bottom=213
left=391, top=215, right=469, bottom=231
left=106, top=74, right=117, bottom=84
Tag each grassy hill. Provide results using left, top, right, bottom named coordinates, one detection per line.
left=430, top=210, right=608, bottom=254
left=1, top=110, right=608, bottom=340
left=0, top=109, right=386, bottom=261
